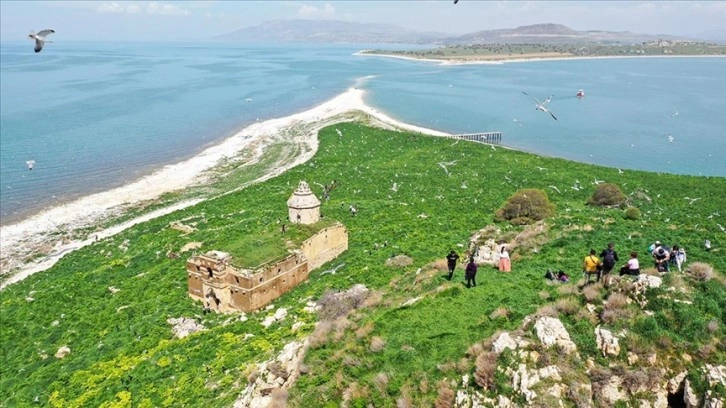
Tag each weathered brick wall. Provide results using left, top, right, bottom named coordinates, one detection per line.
left=187, top=223, right=348, bottom=313
left=302, top=224, right=349, bottom=270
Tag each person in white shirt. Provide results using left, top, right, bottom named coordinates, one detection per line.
left=619, top=251, right=640, bottom=277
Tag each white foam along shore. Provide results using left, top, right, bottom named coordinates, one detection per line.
left=356, top=50, right=726, bottom=66
left=0, top=87, right=450, bottom=289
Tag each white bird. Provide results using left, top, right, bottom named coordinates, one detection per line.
left=671, top=110, right=679, bottom=118
left=29, top=29, right=54, bottom=53
left=705, top=239, right=711, bottom=250
left=391, top=182, right=398, bottom=192
left=618, top=168, right=624, bottom=174
left=522, top=92, right=557, bottom=121
left=668, top=134, right=674, bottom=143
left=26, top=160, right=35, bottom=170
left=513, top=118, right=523, bottom=127
left=320, top=263, right=346, bottom=276
left=335, top=128, right=343, bottom=137
left=548, top=185, right=561, bottom=194
left=717, top=224, right=725, bottom=233
left=536, top=166, right=547, bottom=171
left=437, top=160, right=456, bottom=176
left=592, top=178, right=605, bottom=185
left=684, top=197, right=701, bottom=205
left=245, top=98, right=252, bottom=103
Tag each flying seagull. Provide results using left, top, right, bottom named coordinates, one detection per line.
left=522, top=92, right=558, bottom=121
left=26, top=160, right=35, bottom=170
left=671, top=109, right=679, bottom=118
left=29, top=29, right=54, bottom=53
left=454, top=0, right=459, bottom=3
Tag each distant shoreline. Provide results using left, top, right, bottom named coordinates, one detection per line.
left=355, top=51, right=726, bottom=65
left=0, top=86, right=450, bottom=289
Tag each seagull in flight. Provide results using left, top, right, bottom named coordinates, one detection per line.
left=335, top=128, right=343, bottom=137
left=26, top=160, right=36, bottom=170
left=671, top=109, right=679, bottom=118
left=29, top=29, right=54, bottom=53
left=522, top=92, right=557, bottom=121
left=668, top=134, right=674, bottom=143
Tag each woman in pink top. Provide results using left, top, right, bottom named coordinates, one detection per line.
left=619, top=251, right=640, bottom=277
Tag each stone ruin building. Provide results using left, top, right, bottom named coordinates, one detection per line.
left=187, top=181, right=348, bottom=313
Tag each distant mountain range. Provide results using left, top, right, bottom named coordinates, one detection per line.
left=213, top=21, right=700, bottom=44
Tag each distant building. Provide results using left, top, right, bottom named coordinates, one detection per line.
left=186, top=181, right=347, bottom=313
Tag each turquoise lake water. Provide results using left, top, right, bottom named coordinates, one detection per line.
left=1, top=41, right=725, bottom=224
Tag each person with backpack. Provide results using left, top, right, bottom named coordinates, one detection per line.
left=583, top=249, right=601, bottom=284
left=599, top=242, right=619, bottom=284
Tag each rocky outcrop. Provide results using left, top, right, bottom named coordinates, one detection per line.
left=54, top=346, right=71, bottom=359
left=167, top=317, right=206, bottom=339
left=533, top=316, right=577, bottom=354
left=261, top=308, right=288, bottom=328
left=233, top=340, right=308, bottom=408
left=595, top=325, right=620, bottom=357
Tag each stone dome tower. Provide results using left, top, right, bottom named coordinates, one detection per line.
left=287, top=181, right=320, bottom=225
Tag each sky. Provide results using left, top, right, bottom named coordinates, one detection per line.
left=2, top=1, right=726, bottom=42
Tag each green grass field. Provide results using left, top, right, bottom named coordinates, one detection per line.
left=1, top=123, right=724, bottom=407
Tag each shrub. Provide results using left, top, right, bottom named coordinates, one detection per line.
left=582, top=283, right=604, bottom=303
left=554, top=298, right=580, bottom=316
left=370, top=336, right=386, bottom=352
left=687, top=262, right=714, bottom=281
left=489, top=307, right=510, bottom=320
left=587, top=183, right=626, bottom=207
left=473, top=351, right=498, bottom=390
left=495, top=189, right=555, bottom=225
left=434, top=380, right=455, bottom=408
left=623, top=207, right=641, bottom=220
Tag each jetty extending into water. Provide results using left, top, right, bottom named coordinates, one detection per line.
left=448, top=131, right=502, bottom=145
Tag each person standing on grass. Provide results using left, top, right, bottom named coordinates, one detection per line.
left=446, top=250, right=460, bottom=281
left=620, top=251, right=640, bottom=277
left=671, top=245, right=687, bottom=271
left=583, top=249, right=601, bottom=284
left=465, top=257, right=477, bottom=288
left=599, top=242, right=619, bottom=283
left=498, top=245, right=511, bottom=272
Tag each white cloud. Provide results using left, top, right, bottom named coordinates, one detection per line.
left=126, top=4, right=141, bottom=14
left=298, top=2, right=335, bottom=19
left=146, top=2, right=190, bottom=16
left=97, top=2, right=124, bottom=13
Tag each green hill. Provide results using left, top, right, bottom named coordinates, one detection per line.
left=1, top=122, right=724, bottom=407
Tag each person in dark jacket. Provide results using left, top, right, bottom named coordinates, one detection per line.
left=446, top=250, right=460, bottom=281
left=465, top=257, right=477, bottom=288
left=599, top=242, right=619, bottom=283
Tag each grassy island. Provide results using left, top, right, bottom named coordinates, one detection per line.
left=1, top=123, right=724, bottom=407
left=362, top=41, right=726, bottom=63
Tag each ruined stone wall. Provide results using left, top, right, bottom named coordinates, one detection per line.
left=301, top=224, right=348, bottom=270
left=187, top=223, right=348, bottom=313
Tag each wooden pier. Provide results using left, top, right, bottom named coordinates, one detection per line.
left=448, top=131, right=502, bottom=145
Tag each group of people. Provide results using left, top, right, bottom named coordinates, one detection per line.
left=582, top=240, right=688, bottom=285
left=446, top=245, right=511, bottom=288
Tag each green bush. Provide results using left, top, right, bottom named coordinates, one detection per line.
left=495, top=189, right=555, bottom=225
left=623, top=207, right=641, bottom=220
left=587, top=183, right=626, bottom=207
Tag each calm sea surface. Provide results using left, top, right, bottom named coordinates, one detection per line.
left=1, top=41, right=725, bottom=225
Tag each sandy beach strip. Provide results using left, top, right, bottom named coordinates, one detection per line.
left=0, top=86, right=449, bottom=289
left=356, top=50, right=726, bottom=66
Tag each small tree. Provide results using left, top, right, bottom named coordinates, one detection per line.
left=623, top=207, right=640, bottom=220
left=588, top=183, right=626, bottom=207
left=495, top=189, right=555, bottom=225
